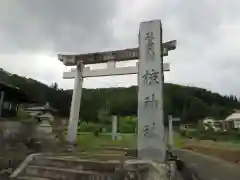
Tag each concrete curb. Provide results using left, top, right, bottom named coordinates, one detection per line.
left=10, top=153, right=43, bottom=179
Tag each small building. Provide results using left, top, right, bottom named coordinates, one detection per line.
left=223, top=111, right=240, bottom=130
left=0, top=82, right=31, bottom=141
left=0, top=82, right=29, bottom=119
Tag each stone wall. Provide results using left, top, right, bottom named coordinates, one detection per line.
left=0, top=120, right=37, bottom=145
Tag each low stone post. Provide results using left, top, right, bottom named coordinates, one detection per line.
left=168, top=115, right=174, bottom=150
left=112, top=115, right=117, bottom=140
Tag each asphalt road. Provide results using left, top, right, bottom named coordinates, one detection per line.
left=174, top=149, right=240, bottom=180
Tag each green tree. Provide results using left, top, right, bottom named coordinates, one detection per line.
left=1, top=68, right=239, bottom=124
left=50, top=82, right=58, bottom=90
left=182, top=97, right=207, bottom=123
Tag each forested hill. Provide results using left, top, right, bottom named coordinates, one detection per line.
left=1, top=68, right=240, bottom=123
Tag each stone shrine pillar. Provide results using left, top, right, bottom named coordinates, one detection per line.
left=137, top=20, right=166, bottom=162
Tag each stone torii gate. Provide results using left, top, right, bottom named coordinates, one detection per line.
left=58, top=20, right=176, bottom=162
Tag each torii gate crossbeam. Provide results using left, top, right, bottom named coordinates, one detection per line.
left=58, top=40, right=176, bottom=66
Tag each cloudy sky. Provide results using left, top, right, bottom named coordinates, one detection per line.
left=0, top=0, right=240, bottom=96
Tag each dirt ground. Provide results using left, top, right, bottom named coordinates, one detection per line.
left=182, top=140, right=240, bottom=164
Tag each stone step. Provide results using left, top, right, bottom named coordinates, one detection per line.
left=25, top=165, right=102, bottom=180
left=60, top=153, right=132, bottom=161
left=30, top=156, right=122, bottom=172
left=78, top=152, right=126, bottom=157
left=17, top=176, right=53, bottom=180
left=11, top=155, right=172, bottom=180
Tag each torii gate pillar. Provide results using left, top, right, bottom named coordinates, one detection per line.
left=67, top=62, right=84, bottom=144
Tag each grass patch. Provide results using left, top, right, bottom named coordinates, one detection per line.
left=183, top=144, right=240, bottom=163
left=172, top=134, right=185, bottom=148
left=76, top=133, right=136, bottom=152
left=75, top=132, right=184, bottom=152
left=184, top=139, right=240, bottom=150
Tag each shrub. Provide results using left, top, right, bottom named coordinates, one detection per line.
left=119, top=117, right=136, bottom=133
left=93, top=129, right=100, bottom=137
left=180, top=130, right=187, bottom=137
left=78, top=122, right=101, bottom=132
left=16, top=108, right=31, bottom=120
left=184, top=128, right=240, bottom=142
left=185, top=129, right=198, bottom=139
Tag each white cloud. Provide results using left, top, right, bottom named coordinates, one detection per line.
left=0, top=0, right=240, bottom=96
left=0, top=52, right=67, bottom=85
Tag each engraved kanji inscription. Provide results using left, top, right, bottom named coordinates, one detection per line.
left=142, top=69, right=159, bottom=85
left=144, top=93, right=158, bottom=108
left=145, top=32, right=155, bottom=57
left=143, top=122, right=156, bottom=137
